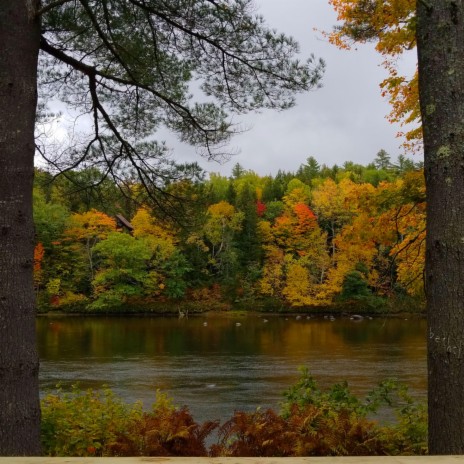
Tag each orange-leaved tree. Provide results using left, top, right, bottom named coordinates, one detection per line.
left=33, top=242, right=45, bottom=294
left=259, top=189, right=330, bottom=306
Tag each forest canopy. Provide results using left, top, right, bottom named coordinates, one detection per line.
left=34, top=152, right=425, bottom=314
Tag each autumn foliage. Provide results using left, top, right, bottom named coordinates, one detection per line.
left=34, top=157, right=425, bottom=314
left=40, top=372, right=427, bottom=457
left=33, top=242, right=45, bottom=289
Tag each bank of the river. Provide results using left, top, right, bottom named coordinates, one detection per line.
left=37, top=294, right=425, bottom=317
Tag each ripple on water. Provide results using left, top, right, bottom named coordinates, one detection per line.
left=38, top=315, right=427, bottom=423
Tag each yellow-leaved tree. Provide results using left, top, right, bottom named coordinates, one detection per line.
left=375, top=170, right=426, bottom=296
left=314, top=180, right=386, bottom=302
left=130, top=208, right=188, bottom=298
left=203, top=201, right=244, bottom=277
left=63, top=210, right=117, bottom=279
left=131, top=208, right=177, bottom=258
left=322, top=213, right=379, bottom=301
left=312, top=178, right=375, bottom=263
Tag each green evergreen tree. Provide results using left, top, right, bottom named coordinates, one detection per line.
left=262, top=170, right=294, bottom=202
left=231, top=163, right=246, bottom=179
left=340, top=263, right=371, bottom=300
left=235, top=182, right=262, bottom=267
left=374, top=149, right=392, bottom=171
left=394, top=154, right=416, bottom=174
left=296, top=156, right=320, bottom=184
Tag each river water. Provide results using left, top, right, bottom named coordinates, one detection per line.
left=37, top=313, right=426, bottom=423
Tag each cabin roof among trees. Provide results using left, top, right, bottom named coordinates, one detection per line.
left=115, top=214, right=134, bottom=232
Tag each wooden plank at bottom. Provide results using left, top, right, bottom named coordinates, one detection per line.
left=1, top=457, right=464, bottom=464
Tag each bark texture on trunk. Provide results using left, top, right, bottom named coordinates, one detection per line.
left=417, top=0, right=464, bottom=455
left=0, top=0, right=41, bottom=456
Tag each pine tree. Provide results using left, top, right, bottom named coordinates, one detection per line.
left=0, top=0, right=324, bottom=454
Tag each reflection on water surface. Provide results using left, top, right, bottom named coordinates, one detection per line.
left=37, top=313, right=426, bottom=423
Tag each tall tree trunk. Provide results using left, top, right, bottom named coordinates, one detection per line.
left=0, top=0, right=41, bottom=455
left=417, top=0, right=464, bottom=454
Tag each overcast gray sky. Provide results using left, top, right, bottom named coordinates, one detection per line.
left=171, top=0, right=419, bottom=177
left=45, top=0, right=419, bottom=178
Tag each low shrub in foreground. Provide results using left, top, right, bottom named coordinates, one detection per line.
left=210, top=406, right=386, bottom=457
left=41, top=372, right=427, bottom=457
left=41, top=387, right=140, bottom=456
left=280, top=368, right=427, bottom=455
left=41, top=388, right=217, bottom=456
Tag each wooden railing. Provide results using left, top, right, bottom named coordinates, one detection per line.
left=1, top=457, right=464, bottom=464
